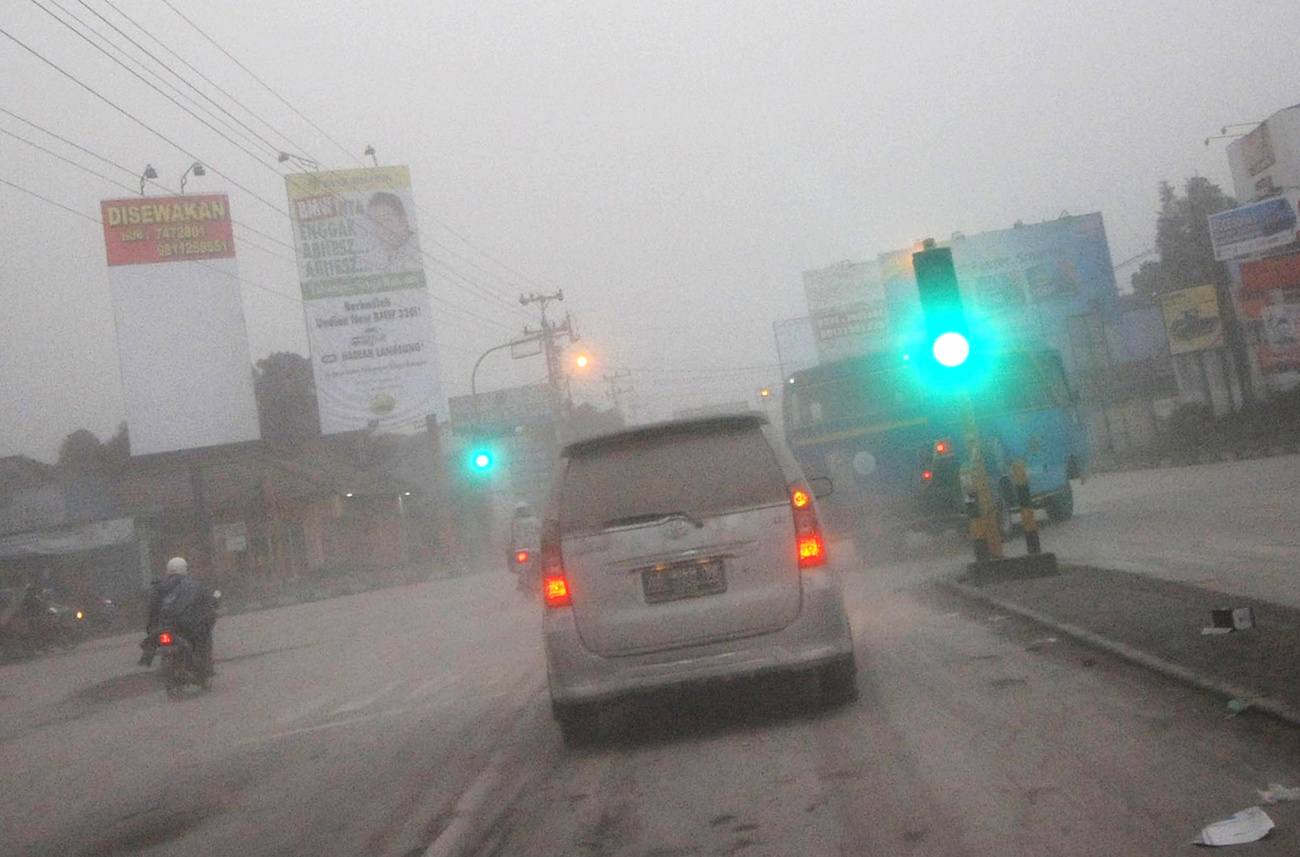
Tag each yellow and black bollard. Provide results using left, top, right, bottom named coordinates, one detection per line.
left=1010, top=459, right=1041, bottom=555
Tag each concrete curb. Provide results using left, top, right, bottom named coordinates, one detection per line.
left=942, top=579, right=1300, bottom=731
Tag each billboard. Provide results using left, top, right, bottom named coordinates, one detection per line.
left=100, top=194, right=260, bottom=456
left=448, top=383, right=557, bottom=430
left=802, top=260, right=888, bottom=362
left=1208, top=192, right=1300, bottom=261
left=880, top=214, right=1121, bottom=373
left=1160, top=285, right=1223, bottom=354
left=285, top=167, right=444, bottom=433
left=1227, top=107, right=1300, bottom=203
left=1237, top=251, right=1300, bottom=377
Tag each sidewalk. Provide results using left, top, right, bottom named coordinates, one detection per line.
left=946, top=563, right=1300, bottom=727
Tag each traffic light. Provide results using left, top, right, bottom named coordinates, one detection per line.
left=468, top=447, right=495, bottom=473
left=912, top=242, right=969, bottom=369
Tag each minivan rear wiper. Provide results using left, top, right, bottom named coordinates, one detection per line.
left=601, top=511, right=704, bottom=530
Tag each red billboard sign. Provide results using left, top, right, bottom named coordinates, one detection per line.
left=100, top=194, right=235, bottom=267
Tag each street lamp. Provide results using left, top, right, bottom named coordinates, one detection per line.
left=277, top=151, right=320, bottom=171
left=364, top=145, right=378, bottom=167
left=180, top=162, right=206, bottom=193
left=139, top=164, right=157, bottom=196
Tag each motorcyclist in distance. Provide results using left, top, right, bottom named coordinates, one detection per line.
left=138, top=557, right=216, bottom=677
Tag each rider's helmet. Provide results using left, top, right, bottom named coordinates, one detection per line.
left=165, top=557, right=189, bottom=576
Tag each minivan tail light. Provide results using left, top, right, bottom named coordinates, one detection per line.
left=540, top=519, right=571, bottom=608
left=790, top=481, right=826, bottom=569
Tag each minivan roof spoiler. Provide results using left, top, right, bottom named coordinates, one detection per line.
left=563, top=413, right=769, bottom=458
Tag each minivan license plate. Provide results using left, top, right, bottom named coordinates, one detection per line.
left=642, top=559, right=726, bottom=604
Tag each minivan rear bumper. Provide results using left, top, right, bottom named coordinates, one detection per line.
left=544, top=568, right=854, bottom=706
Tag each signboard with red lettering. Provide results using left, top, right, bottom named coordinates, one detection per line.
left=101, top=195, right=235, bottom=266
left=100, top=193, right=260, bottom=455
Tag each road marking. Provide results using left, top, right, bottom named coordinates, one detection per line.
left=331, top=680, right=402, bottom=716
left=404, top=673, right=460, bottom=703
left=275, top=696, right=331, bottom=726
left=242, top=697, right=458, bottom=745
left=423, top=682, right=547, bottom=857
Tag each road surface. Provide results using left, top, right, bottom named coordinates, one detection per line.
left=3, top=457, right=1300, bottom=856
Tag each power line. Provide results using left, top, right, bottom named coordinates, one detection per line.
left=158, top=0, right=359, bottom=166
left=19, top=1, right=288, bottom=205
left=0, top=124, right=137, bottom=194
left=0, top=104, right=520, bottom=332
left=3, top=19, right=538, bottom=328
left=99, top=0, right=319, bottom=161
left=0, top=23, right=290, bottom=218
left=69, top=0, right=290, bottom=159
left=0, top=104, right=300, bottom=257
left=152, top=0, right=556, bottom=299
left=42, top=0, right=278, bottom=160
left=0, top=105, right=136, bottom=180
left=0, top=171, right=520, bottom=334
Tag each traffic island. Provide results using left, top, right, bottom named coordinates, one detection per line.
left=964, top=552, right=1059, bottom=582
left=943, top=563, right=1300, bottom=729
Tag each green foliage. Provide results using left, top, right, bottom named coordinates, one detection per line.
left=1130, top=177, right=1237, bottom=302
left=254, top=352, right=321, bottom=447
left=56, top=422, right=130, bottom=474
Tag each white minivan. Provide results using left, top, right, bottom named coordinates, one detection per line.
left=541, top=413, right=856, bottom=746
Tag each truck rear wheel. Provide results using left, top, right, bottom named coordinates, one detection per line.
left=1045, top=482, right=1074, bottom=521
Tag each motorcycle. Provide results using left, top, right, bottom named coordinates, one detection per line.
left=0, top=588, right=84, bottom=655
left=141, top=589, right=220, bottom=699
left=145, top=627, right=211, bottom=698
left=78, top=597, right=122, bottom=633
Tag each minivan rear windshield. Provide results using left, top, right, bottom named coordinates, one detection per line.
left=560, top=427, right=788, bottom=535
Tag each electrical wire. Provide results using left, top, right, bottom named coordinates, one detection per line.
left=158, top=0, right=358, bottom=166
left=155, top=0, right=557, bottom=298
left=0, top=170, right=520, bottom=334
left=0, top=27, right=526, bottom=327
left=40, top=0, right=277, bottom=160
left=74, top=0, right=295, bottom=160
left=22, top=0, right=287, bottom=180
left=0, top=24, right=289, bottom=218
left=99, top=0, right=320, bottom=161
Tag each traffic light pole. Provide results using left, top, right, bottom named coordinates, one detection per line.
left=957, top=389, right=1003, bottom=562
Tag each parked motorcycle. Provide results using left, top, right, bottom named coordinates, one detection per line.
left=78, top=597, right=122, bottom=633
left=0, top=587, right=84, bottom=655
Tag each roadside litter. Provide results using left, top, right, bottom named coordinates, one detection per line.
left=1194, top=806, right=1274, bottom=846
left=1226, top=699, right=1255, bottom=718
left=1258, top=783, right=1300, bottom=803
left=1202, top=608, right=1256, bottom=635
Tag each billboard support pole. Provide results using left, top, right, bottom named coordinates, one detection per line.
left=425, top=414, right=459, bottom=575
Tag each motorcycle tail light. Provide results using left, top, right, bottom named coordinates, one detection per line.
left=158, top=632, right=173, bottom=645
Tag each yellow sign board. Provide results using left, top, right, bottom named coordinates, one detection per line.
left=1160, top=284, right=1224, bottom=354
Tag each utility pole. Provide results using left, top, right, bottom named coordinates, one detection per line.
left=603, top=369, right=632, bottom=417
left=519, top=291, right=578, bottom=412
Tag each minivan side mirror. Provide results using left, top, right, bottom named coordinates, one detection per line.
left=808, top=476, right=833, bottom=499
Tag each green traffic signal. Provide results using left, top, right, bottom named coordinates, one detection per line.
left=932, top=331, right=970, bottom=368
left=471, top=450, right=493, bottom=470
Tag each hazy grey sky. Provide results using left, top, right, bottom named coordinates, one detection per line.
left=2, top=0, right=1297, bottom=462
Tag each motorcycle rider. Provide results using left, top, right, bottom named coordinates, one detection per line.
left=138, top=557, right=216, bottom=677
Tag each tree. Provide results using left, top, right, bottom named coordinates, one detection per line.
left=1130, top=177, right=1237, bottom=302
left=57, top=429, right=103, bottom=474
left=56, top=423, right=131, bottom=475
left=254, top=352, right=321, bottom=446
